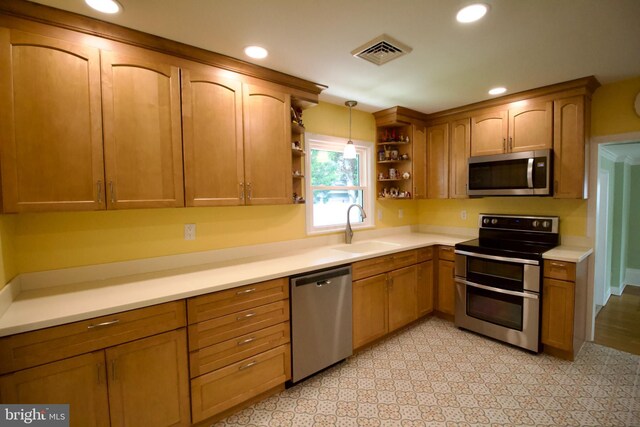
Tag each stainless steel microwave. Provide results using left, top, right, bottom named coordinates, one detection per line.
left=468, top=149, right=552, bottom=196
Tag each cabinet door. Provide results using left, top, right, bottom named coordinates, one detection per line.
left=243, top=83, right=292, bottom=205
left=541, top=278, right=575, bottom=351
left=417, top=260, right=434, bottom=317
left=508, top=100, right=552, bottom=152
left=352, top=274, right=388, bottom=349
left=412, top=124, right=427, bottom=199
left=449, top=118, right=470, bottom=198
left=101, top=50, right=184, bottom=209
left=182, top=68, right=244, bottom=206
left=437, top=260, right=455, bottom=315
left=106, top=329, right=190, bottom=427
left=426, top=123, right=449, bottom=199
left=0, top=29, right=105, bottom=212
left=553, top=96, right=587, bottom=199
left=470, top=109, right=508, bottom=156
left=388, top=265, right=418, bottom=331
left=0, top=352, right=110, bottom=427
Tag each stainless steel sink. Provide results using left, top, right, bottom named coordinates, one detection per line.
left=333, top=240, right=401, bottom=254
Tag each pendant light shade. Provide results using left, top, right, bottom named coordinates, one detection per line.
left=343, top=100, right=357, bottom=159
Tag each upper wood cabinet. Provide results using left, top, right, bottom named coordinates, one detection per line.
left=553, top=96, right=588, bottom=199
left=449, top=118, right=470, bottom=198
left=470, top=109, right=508, bottom=156
left=182, top=67, right=244, bottom=207
left=242, top=83, right=292, bottom=205
left=470, top=101, right=552, bottom=156
left=101, top=50, right=184, bottom=209
left=412, top=124, right=427, bottom=199
left=426, top=123, right=449, bottom=199
left=0, top=29, right=105, bottom=212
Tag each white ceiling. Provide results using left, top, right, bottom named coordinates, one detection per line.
left=30, top=0, right=640, bottom=113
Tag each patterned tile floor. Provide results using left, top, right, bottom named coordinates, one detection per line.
left=215, top=317, right=640, bottom=426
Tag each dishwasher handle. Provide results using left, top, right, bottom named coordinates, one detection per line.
left=291, top=266, right=351, bottom=287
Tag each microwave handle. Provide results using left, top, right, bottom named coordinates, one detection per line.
left=527, top=158, right=534, bottom=188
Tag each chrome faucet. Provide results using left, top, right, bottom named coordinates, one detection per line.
left=345, top=204, right=367, bottom=244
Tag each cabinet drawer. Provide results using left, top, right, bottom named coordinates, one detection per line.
left=544, top=260, right=576, bottom=281
left=187, top=278, right=288, bottom=324
left=190, top=344, right=290, bottom=423
left=352, top=254, right=393, bottom=281
left=188, top=300, right=289, bottom=351
left=417, top=246, right=434, bottom=262
left=438, top=246, right=455, bottom=261
left=189, top=322, right=290, bottom=378
left=0, top=301, right=186, bottom=375
left=391, top=250, right=419, bottom=270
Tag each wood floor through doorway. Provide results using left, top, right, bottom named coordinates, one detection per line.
left=595, top=285, right=640, bottom=355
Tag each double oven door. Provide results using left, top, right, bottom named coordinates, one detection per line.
left=454, top=250, right=541, bottom=352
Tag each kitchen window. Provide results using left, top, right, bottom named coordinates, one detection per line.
left=306, top=134, right=373, bottom=234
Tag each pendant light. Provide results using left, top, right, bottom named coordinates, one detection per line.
left=343, top=100, right=357, bottom=159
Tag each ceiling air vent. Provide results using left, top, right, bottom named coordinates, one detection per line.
left=351, top=34, right=412, bottom=66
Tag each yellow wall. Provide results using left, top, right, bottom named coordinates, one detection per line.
left=418, top=198, right=587, bottom=237
left=592, top=76, right=640, bottom=137
left=0, top=216, right=16, bottom=285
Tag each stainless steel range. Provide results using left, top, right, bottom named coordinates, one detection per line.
left=454, top=214, right=559, bottom=352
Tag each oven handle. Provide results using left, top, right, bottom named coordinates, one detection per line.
left=455, top=278, right=539, bottom=300
left=454, top=250, right=539, bottom=266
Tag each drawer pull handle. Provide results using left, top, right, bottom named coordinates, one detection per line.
left=237, top=337, right=255, bottom=346
left=236, top=288, right=256, bottom=295
left=87, top=319, right=120, bottom=329
left=239, top=360, right=257, bottom=371
left=237, top=312, right=256, bottom=321
left=442, top=247, right=453, bottom=252
left=550, top=262, right=566, bottom=267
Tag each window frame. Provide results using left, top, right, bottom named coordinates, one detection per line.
left=305, top=133, right=374, bottom=235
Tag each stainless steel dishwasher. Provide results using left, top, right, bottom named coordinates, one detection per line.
left=290, top=265, right=352, bottom=383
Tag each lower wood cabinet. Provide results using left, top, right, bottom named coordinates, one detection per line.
left=541, top=258, right=588, bottom=360
left=436, top=246, right=456, bottom=316
left=352, top=274, right=388, bottom=349
left=352, top=248, right=435, bottom=350
left=0, top=352, right=110, bottom=427
left=0, top=329, right=190, bottom=427
left=186, top=278, right=291, bottom=424
left=105, top=330, right=190, bottom=427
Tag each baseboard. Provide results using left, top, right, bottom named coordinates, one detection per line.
left=624, top=268, right=640, bottom=286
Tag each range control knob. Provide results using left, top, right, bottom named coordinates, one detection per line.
left=491, top=218, right=498, bottom=225
left=542, top=220, right=550, bottom=229
left=483, top=218, right=490, bottom=225
left=532, top=220, right=540, bottom=228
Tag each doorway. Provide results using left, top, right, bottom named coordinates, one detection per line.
left=591, top=141, right=640, bottom=355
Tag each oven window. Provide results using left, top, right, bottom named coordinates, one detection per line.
left=467, top=258, right=523, bottom=291
left=467, top=286, right=523, bottom=331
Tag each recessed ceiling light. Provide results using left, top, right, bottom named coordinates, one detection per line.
left=456, top=4, right=488, bottom=23
left=244, top=46, right=268, bottom=59
left=85, top=0, right=122, bottom=14
left=488, top=87, right=507, bottom=95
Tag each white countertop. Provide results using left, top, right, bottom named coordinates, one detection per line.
left=0, top=232, right=467, bottom=337
left=542, top=246, right=593, bottom=263
left=0, top=231, right=593, bottom=338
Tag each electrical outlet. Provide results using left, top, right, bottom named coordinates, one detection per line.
left=461, top=210, right=467, bottom=220
left=398, top=209, right=404, bottom=219
left=377, top=210, right=383, bottom=221
left=184, top=224, right=196, bottom=240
